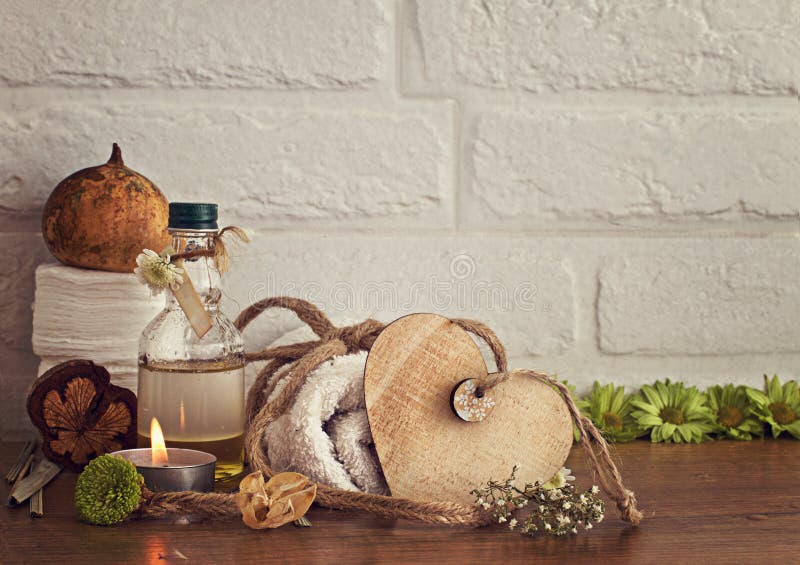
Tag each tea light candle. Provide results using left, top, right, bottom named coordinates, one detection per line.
left=112, top=418, right=216, bottom=492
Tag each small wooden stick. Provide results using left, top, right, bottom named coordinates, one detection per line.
left=15, top=454, right=35, bottom=484
left=8, top=460, right=62, bottom=507
left=5, top=440, right=36, bottom=482
left=29, top=488, right=43, bottom=518
left=13, top=452, right=45, bottom=518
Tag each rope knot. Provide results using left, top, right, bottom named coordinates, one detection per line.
left=326, top=319, right=384, bottom=353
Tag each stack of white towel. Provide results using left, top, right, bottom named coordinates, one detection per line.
left=32, top=263, right=163, bottom=392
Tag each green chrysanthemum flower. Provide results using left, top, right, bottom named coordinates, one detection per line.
left=75, top=454, right=144, bottom=525
left=630, top=380, right=715, bottom=443
left=580, top=382, right=645, bottom=443
left=707, top=384, right=763, bottom=440
left=746, top=375, right=800, bottom=440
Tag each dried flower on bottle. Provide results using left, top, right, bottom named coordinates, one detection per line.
left=134, top=248, right=184, bottom=294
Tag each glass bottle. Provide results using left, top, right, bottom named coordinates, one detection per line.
left=137, top=202, right=245, bottom=480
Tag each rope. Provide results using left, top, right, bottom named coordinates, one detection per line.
left=479, top=370, right=642, bottom=525
left=138, top=296, right=641, bottom=527
left=139, top=488, right=240, bottom=518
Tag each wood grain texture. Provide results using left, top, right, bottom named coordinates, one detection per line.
left=2, top=440, right=799, bottom=564
left=26, top=360, right=137, bottom=472
left=364, top=313, right=572, bottom=505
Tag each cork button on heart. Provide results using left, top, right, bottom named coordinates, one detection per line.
left=451, top=379, right=496, bottom=422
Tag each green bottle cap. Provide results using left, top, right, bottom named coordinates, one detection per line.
left=168, top=202, right=219, bottom=230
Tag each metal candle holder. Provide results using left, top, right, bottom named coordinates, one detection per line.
left=111, top=448, right=216, bottom=492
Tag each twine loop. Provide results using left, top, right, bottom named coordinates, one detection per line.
left=145, top=297, right=642, bottom=527
left=323, top=319, right=385, bottom=353
left=232, top=297, right=642, bottom=527
left=475, top=369, right=643, bottom=525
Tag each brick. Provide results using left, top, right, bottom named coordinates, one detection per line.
left=0, top=102, right=453, bottom=228
left=0, top=235, right=51, bottom=350
left=409, top=0, right=800, bottom=94
left=0, top=234, right=52, bottom=436
left=467, top=111, right=800, bottom=225
left=0, top=0, right=388, bottom=89
left=598, top=238, right=800, bottom=355
left=224, top=233, right=576, bottom=357
left=0, top=345, right=39, bottom=436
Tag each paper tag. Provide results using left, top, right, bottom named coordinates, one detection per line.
left=172, top=260, right=213, bottom=339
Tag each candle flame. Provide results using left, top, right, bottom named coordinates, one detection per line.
left=150, top=417, right=169, bottom=466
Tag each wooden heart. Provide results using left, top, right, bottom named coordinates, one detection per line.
left=364, top=313, right=572, bottom=505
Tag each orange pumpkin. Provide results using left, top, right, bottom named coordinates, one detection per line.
left=42, top=144, right=170, bottom=273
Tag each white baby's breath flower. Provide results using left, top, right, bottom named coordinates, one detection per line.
left=475, top=467, right=602, bottom=540
left=591, top=485, right=600, bottom=494
left=134, top=248, right=184, bottom=294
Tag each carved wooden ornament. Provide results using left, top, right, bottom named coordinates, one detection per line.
left=27, top=360, right=137, bottom=471
left=364, top=314, right=573, bottom=505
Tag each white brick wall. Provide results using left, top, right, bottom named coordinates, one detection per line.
left=1, top=102, right=453, bottom=228
left=469, top=112, right=800, bottom=225
left=1, top=0, right=799, bottom=435
left=1, top=0, right=388, bottom=88
left=408, top=1, right=800, bottom=94
left=598, top=239, right=800, bottom=355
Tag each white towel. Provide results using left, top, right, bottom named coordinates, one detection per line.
left=259, top=325, right=389, bottom=495
left=32, top=263, right=163, bottom=392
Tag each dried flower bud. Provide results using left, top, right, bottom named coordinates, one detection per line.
left=236, top=471, right=316, bottom=530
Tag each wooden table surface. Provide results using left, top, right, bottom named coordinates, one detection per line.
left=2, top=439, right=798, bottom=564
